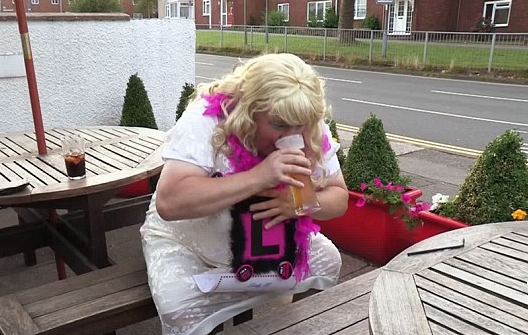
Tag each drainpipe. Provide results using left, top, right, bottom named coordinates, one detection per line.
left=456, top=0, right=461, bottom=31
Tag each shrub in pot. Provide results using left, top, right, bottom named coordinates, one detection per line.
left=117, top=73, right=158, bottom=197
left=417, top=129, right=528, bottom=242
left=316, top=113, right=423, bottom=265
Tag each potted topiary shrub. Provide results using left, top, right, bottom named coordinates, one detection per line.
left=316, top=113, right=426, bottom=265
left=417, top=129, right=528, bottom=239
left=325, top=117, right=345, bottom=167
left=117, top=73, right=158, bottom=197
left=176, top=82, right=195, bottom=123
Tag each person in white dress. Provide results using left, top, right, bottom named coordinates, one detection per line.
left=140, top=53, right=349, bottom=335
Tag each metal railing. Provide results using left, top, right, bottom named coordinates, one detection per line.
left=196, top=25, right=528, bottom=74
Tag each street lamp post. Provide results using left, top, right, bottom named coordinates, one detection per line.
left=265, top=0, right=268, bottom=44
left=243, top=0, right=247, bottom=45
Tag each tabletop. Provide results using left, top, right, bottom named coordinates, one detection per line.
left=369, top=220, right=528, bottom=335
left=0, top=126, right=165, bottom=206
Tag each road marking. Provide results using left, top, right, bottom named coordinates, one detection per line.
left=196, top=62, right=215, bottom=66
left=322, top=77, right=362, bottom=84
left=341, top=97, right=528, bottom=128
left=336, top=123, right=483, bottom=157
left=431, top=90, right=528, bottom=103
left=338, top=124, right=528, bottom=156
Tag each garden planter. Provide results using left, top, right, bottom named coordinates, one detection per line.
left=117, top=178, right=151, bottom=197
left=315, top=188, right=422, bottom=265
left=414, top=211, right=469, bottom=244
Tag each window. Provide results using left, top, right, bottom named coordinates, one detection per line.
left=354, top=0, right=366, bottom=19
left=483, top=0, right=511, bottom=27
left=31, top=0, right=38, bottom=4
left=51, top=0, right=59, bottom=4
left=307, top=1, right=331, bottom=22
left=278, top=3, right=289, bottom=22
left=203, top=0, right=210, bottom=15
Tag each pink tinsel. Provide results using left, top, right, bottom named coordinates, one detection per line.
left=202, top=93, right=229, bottom=118
left=294, top=216, right=321, bottom=281
left=203, top=93, right=321, bottom=282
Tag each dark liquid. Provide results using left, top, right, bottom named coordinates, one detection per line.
left=64, top=153, right=86, bottom=178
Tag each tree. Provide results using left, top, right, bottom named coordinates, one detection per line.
left=69, top=0, right=123, bottom=13
left=120, top=73, right=158, bottom=129
left=338, top=0, right=355, bottom=44
left=135, top=0, right=158, bottom=18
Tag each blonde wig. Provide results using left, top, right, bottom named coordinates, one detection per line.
left=194, top=53, right=328, bottom=165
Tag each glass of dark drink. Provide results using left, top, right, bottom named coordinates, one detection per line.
left=62, top=134, right=86, bottom=180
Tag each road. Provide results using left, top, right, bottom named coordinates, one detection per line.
left=195, top=53, right=528, bottom=156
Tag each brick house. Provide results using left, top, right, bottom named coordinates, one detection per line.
left=0, top=0, right=135, bottom=17
left=160, top=0, right=526, bottom=33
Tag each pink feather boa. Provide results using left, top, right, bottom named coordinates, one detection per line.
left=202, top=93, right=325, bottom=282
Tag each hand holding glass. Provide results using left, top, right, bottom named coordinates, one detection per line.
left=275, top=135, right=321, bottom=216
left=62, top=134, right=86, bottom=180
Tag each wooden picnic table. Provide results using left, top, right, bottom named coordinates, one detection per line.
left=369, top=220, right=528, bottom=335
left=0, top=126, right=165, bottom=274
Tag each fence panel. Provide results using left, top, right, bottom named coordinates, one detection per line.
left=195, top=25, right=528, bottom=74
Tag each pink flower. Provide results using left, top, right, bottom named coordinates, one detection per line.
left=386, top=181, right=395, bottom=191
left=356, top=197, right=367, bottom=207
left=373, top=178, right=383, bottom=189
left=395, top=185, right=405, bottom=192
left=401, top=193, right=412, bottom=204
left=360, top=182, right=368, bottom=191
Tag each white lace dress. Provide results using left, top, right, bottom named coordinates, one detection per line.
left=140, top=100, right=343, bottom=335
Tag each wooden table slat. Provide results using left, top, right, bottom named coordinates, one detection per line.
left=75, top=128, right=114, bottom=141
left=26, top=133, right=61, bottom=150
left=415, top=275, right=528, bottom=332
left=0, top=163, right=24, bottom=181
left=85, top=150, right=131, bottom=170
left=417, top=268, right=528, bottom=321
left=369, top=271, right=432, bottom=335
left=423, top=304, right=490, bottom=335
left=2, top=134, right=36, bottom=154
left=27, top=157, right=69, bottom=182
left=481, top=238, right=528, bottom=263
left=101, top=144, right=144, bottom=164
left=109, top=141, right=149, bottom=159
left=418, top=288, right=526, bottom=335
left=0, top=137, right=27, bottom=156
left=129, top=137, right=161, bottom=151
left=89, top=146, right=138, bottom=168
left=428, top=322, right=460, bottom=335
left=433, top=262, right=527, bottom=303
left=14, top=159, right=60, bottom=185
left=2, top=161, right=45, bottom=186
left=97, top=127, right=136, bottom=138
left=456, top=246, right=528, bottom=282
left=384, top=222, right=526, bottom=274
left=506, top=231, right=528, bottom=245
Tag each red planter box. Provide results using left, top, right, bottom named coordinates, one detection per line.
left=117, top=178, right=151, bottom=198
left=315, top=188, right=422, bottom=265
left=414, top=211, right=469, bottom=244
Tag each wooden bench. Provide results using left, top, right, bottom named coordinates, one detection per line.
left=219, top=268, right=382, bottom=335
left=0, top=260, right=256, bottom=335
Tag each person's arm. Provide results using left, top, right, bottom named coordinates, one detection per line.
left=156, top=148, right=312, bottom=221
left=250, top=170, right=348, bottom=228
